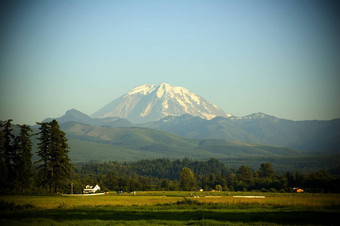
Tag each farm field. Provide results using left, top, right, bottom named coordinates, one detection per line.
left=1, top=191, right=340, bottom=225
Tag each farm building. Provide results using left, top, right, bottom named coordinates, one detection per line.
left=83, top=184, right=101, bottom=194
left=293, top=187, right=304, bottom=193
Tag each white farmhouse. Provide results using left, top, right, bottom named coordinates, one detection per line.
left=83, top=184, right=101, bottom=194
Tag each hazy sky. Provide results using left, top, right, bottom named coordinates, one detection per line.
left=1, top=0, right=339, bottom=125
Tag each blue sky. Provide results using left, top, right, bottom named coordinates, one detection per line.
left=1, top=0, right=339, bottom=125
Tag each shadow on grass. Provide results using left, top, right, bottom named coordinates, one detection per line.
left=1, top=207, right=338, bottom=225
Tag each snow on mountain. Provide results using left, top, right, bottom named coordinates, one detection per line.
left=92, top=83, right=231, bottom=123
left=239, top=112, right=278, bottom=120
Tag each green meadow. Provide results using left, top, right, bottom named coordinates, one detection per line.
left=1, top=191, right=339, bottom=225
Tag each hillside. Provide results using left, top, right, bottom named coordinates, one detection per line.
left=5, top=120, right=338, bottom=172
left=44, top=109, right=134, bottom=127
left=144, top=113, right=340, bottom=152
left=45, top=109, right=340, bottom=153
left=60, top=122, right=302, bottom=162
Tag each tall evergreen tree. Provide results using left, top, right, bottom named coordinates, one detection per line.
left=36, top=120, right=72, bottom=192
left=49, top=120, right=72, bottom=192
left=2, top=120, right=15, bottom=190
left=237, top=166, right=254, bottom=182
left=259, top=162, right=274, bottom=178
left=0, top=122, right=7, bottom=193
left=180, top=167, right=196, bottom=191
left=14, top=124, right=33, bottom=192
left=36, top=122, right=51, bottom=189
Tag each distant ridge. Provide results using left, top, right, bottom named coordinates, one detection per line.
left=61, top=121, right=302, bottom=162
left=91, top=83, right=231, bottom=123
left=44, top=109, right=340, bottom=153
left=144, top=113, right=340, bottom=152
left=44, top=109, right=134, bottom=127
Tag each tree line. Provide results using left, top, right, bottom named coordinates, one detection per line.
left=0, top=120, right=71, bottom=194
left=75, top=158, right=340, bottom=193
left=1, top=119, right=339, bottom=194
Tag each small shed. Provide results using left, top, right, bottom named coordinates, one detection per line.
left=293, top=187, right=304, bottom=193
left=83, top=184, right=101, bottom=194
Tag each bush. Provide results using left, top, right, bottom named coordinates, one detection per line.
left=0, top=200, right=34, bottom=210
left=269, top=188, right=278, bottom=192
left=216, top=185, right=222, bottom=192
left=175, top=197, right=203, bottom=206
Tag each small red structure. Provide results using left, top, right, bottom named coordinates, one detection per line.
left=293, top=187, right=304, bottom=193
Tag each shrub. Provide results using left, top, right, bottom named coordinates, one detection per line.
left=0, top=200, right=34, bottom=210
left=175, top=197, right=203, bottom=206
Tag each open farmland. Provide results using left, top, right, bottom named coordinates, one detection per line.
left=1, top=191, right=339, bottom=225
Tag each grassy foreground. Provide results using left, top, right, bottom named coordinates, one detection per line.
left=1, top=191, right=339, bottom=225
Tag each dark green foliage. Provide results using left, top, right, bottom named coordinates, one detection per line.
left=1, top=119, right=339, bottom=194
left=49, top=120, right=72, bottom=192
left=2, top=120, right=15, bottom=190
left=237, top=166, right=254, bottom=182
left=0, top=122, right=7, bottom=193
left=0, top=200, right=34, bottom=211
left=36, top=122, right=51, bottom=189
left=13, top=124, right=33, bottom=192
left=0, top=121, right=34, bottom=193
left=259, top=162, right=274, bottom=178
left=36, top=120, right=72, bottom=193
left=2, top=120, right=15, bottom=165
left=0, top=204, right=339, bottom=225
left=220, top=156, right=340, bottom=175
left=175, top=197, right=203, bottom=205
left=73, top=158, right=340, bottom=193
left=36, top=122, right=52, bottom=189
left=180, top=167, right=197, bottom=191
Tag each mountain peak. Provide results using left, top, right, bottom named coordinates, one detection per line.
left=127, top=84, right=156, bottom=95
left=92, top=83, right=231, bottom=123
left=243, top=112, right=277, bottom=120
left=65, top=108, right=86, bottom=116
left=160, top=82, right=171, bottom=87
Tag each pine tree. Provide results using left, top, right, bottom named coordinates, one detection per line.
left=14, top=124, right=33, bottom=192
left=259, top=162, right=274, bottom=178
left=180, top=167, right=196, bottom=191
left=36, top=122, right=51, bottom=190
left=36, top=120, right=72, bottom=193
left=49, top=120, right=72, bottom=192
left=0, top=122, right=7, bottom=193
left=2, top=120, right=15, bottom=190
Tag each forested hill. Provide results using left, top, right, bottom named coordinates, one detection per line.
left=143, top=114, right=340, bottom=153
left=60, top=121, right=302, bottom=162
left=4, top=120, right=338, bottom=174
left=45, top=109, right=340, bottom=153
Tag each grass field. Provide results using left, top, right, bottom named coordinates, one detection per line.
left=1, top=191, right=340, bottom=225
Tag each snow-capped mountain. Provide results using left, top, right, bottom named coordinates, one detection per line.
left=92, top=83, right=231, bottom=123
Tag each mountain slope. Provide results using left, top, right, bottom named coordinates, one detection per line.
left=44, top=109, right=134, bottom=127
left=144, top=113, right=340, bottom=152
left=92, top=83, right=230, bottom=123
left=44, top=109, right=93, bottom=125
left=60, top=122, right=302, bottom=162
left=44, top=109, right=340, bottom=153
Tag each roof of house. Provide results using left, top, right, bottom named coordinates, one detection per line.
left=84, top=184, right=100, bottom=190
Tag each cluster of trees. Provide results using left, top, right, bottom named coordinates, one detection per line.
left=74, top=158, right=340, bottom=193
left=1, top=120, right=339, bottom=194
left=35, top=120, right=72, bottom=192
left=0, top=120, right=72, bottom=194
left=0, top=120, right=33, bottom=193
